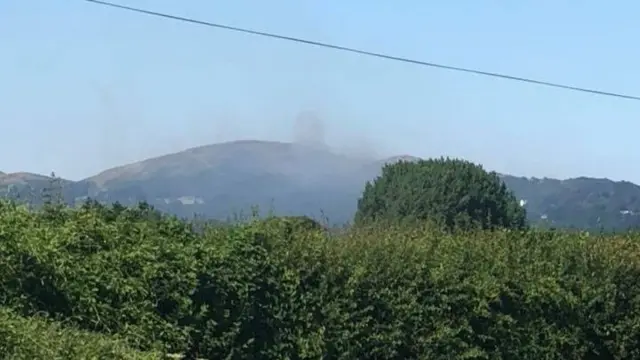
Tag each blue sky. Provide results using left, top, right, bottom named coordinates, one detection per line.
left=2, top=1, right=639, bottom=182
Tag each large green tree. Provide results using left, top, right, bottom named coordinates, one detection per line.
left=355, top=157, right=527, bottom=231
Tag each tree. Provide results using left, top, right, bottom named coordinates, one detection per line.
left=354, top=157, right=527, bottom=231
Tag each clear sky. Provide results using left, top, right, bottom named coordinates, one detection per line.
left=2, top=1, right=639, bottom=182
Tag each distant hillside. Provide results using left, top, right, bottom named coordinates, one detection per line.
left=500, top=175, right=640, bottom=231
left=79, top=140, right=368, bottom=222
left=0, top=172, right=76, bottom=204
left=3, top=140, right=640, bottom=230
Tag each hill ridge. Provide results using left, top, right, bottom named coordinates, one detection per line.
left=2, top=140, right=639, bottom=230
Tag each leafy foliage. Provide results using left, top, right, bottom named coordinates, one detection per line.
left=2, top=198, right=640, bottom=358
left=0, top=307, right=159, bottom=359
left=355, top=157, right=527, bottom=231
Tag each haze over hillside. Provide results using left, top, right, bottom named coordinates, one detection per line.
left=2, top=139, right=640, bottom=231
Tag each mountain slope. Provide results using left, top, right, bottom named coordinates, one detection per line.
left=79, top=140, right=368, bottom=221
left=500, top=175, right=640, bottom=230
left=3, top=140, right=640, bottom=230
left=0, top=172, right=76, bottom=204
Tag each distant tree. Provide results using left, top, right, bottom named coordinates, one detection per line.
left=42, top=171, right=64, bottom=206
left=354, top=157, right=527, bottom=231
left=262, top=215, right=325, bottom=234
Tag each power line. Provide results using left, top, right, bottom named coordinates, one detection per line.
left=84, top=0, right=640, bottom=101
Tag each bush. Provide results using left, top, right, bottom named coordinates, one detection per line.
left=0, top=200, right=198, bottom=352
left=0, top=307, right=159, bottom=359
left=3, top=200, right=640, bottom=358
left=355, top=157, right=527, bottom=231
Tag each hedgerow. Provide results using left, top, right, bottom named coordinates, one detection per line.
left=2, top=199, right=640, bottom=358
left=0, top=306, right=159, bottom=359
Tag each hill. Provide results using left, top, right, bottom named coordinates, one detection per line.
left=2, top=140, right=640, bottom=230
left=500, top=175, right=640, bottom=230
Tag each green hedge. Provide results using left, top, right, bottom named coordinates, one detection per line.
left=0, top=307, right=159, bottom=359
left=2, top=200, right=640, bottom=358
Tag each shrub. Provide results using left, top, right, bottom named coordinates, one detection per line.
left=0, top=200, right=198, bottom=352
left=3, top=200, right=640, bottom=358
left=0, top=307, right=159, bottom=359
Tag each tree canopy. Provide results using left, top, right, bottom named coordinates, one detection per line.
left=354, top=157, right=527, bottom=231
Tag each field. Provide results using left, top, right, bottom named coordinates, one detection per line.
left=1, top=200, right=640, bottom=359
